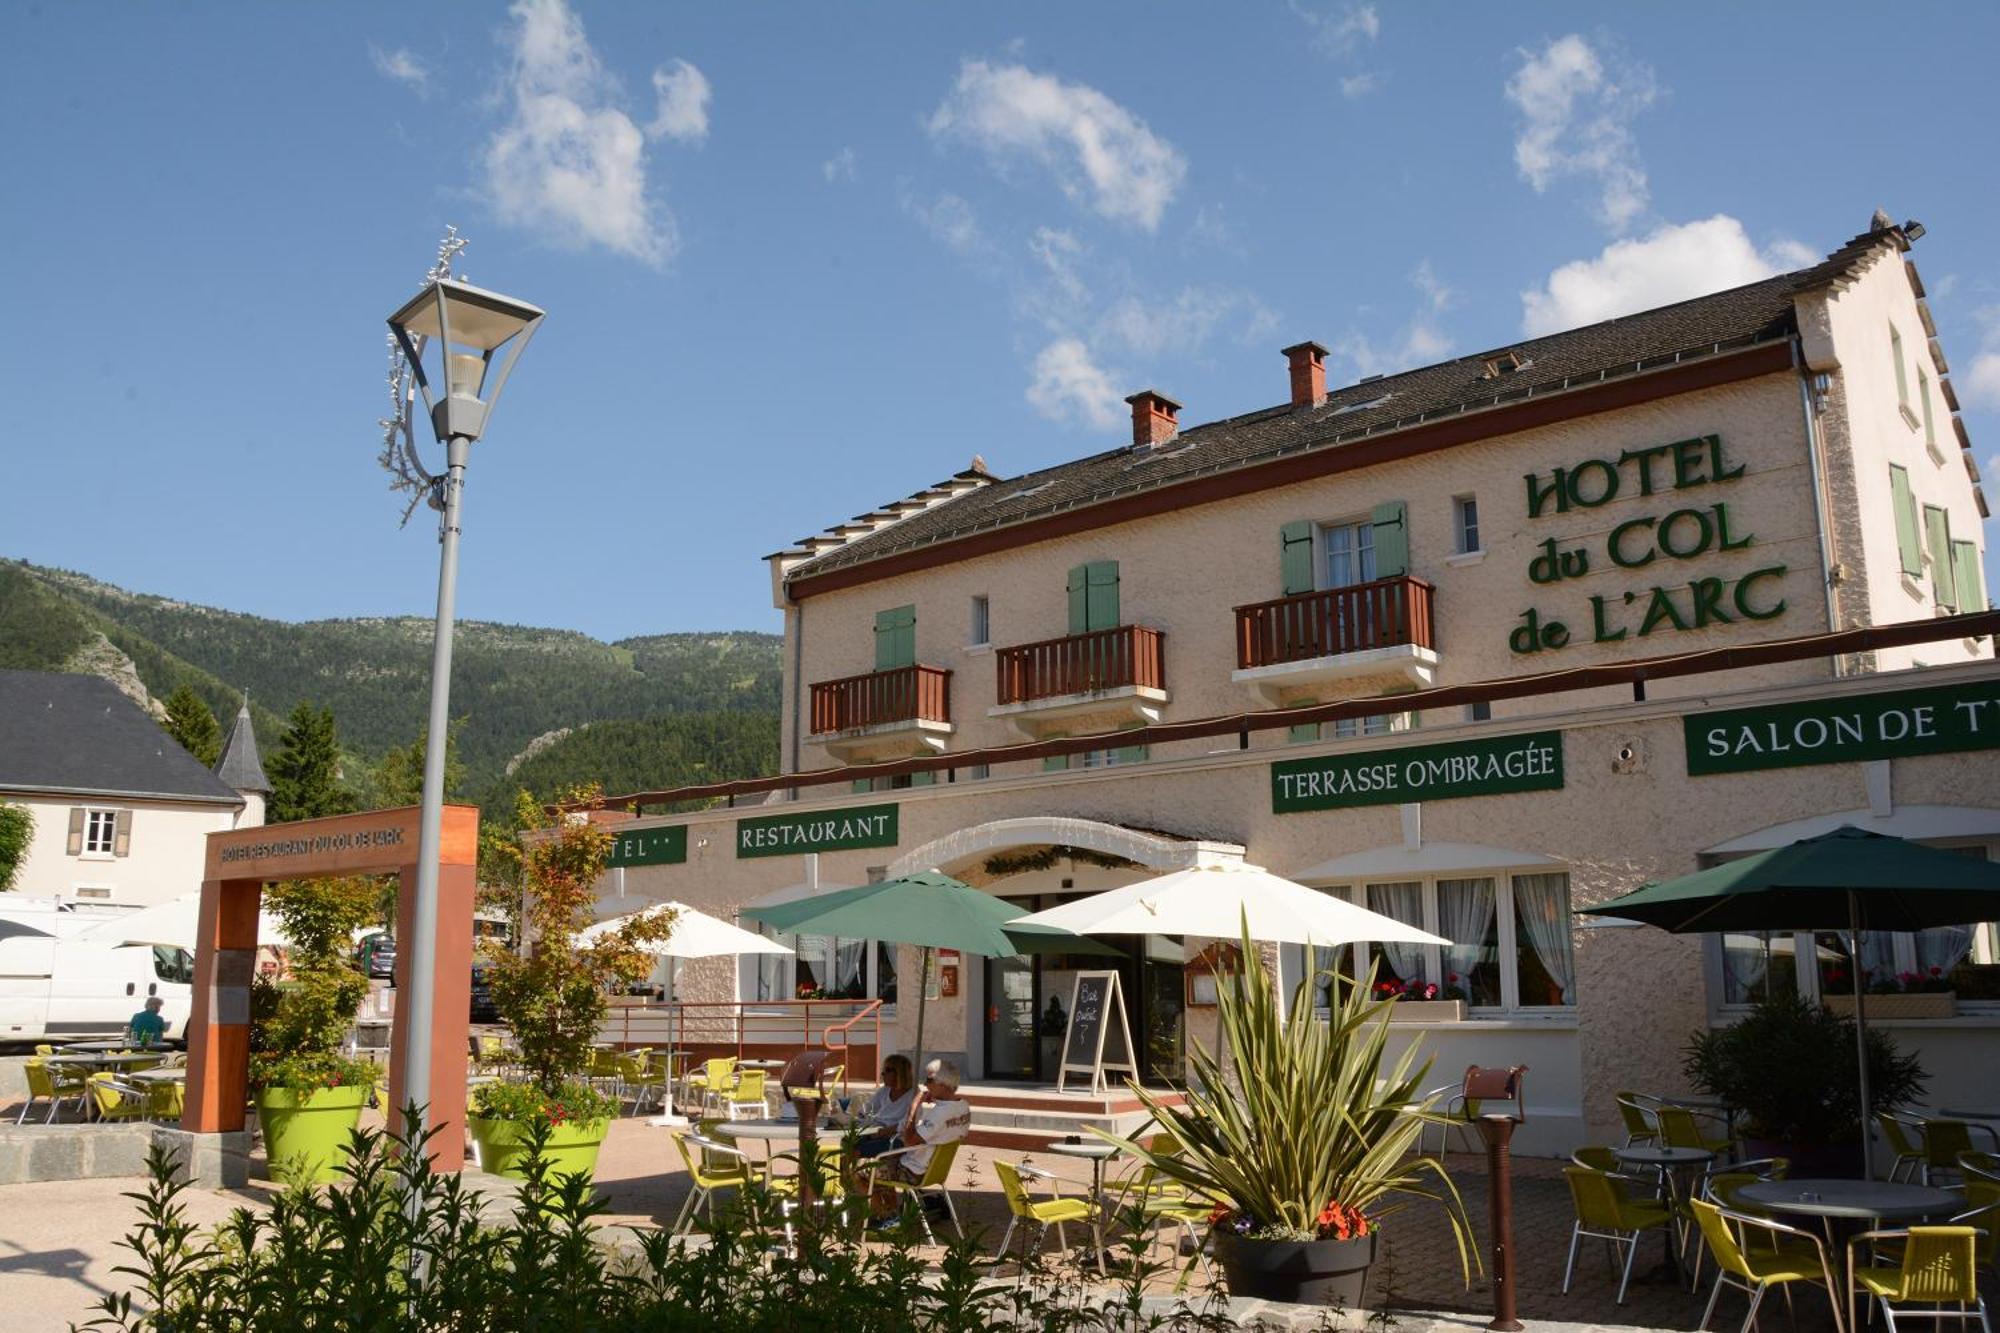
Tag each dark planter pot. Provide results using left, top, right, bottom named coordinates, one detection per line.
left=1213, top=1229, right=1377, bottom=1306
left=1744, top=1137, right=1866, bottom=1179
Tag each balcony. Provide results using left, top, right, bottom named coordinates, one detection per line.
left=1231, top=576, right=1438, bottom=704
left=806, top=664, right=954, bottom=760
left=987, top=624, right=1168, bottom=736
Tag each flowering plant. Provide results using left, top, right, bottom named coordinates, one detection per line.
left=796, top=982, right=829, bottom=1000
left=1864, top=966, right=1953, bottom=996
left=470, top=1077, right=615, bottom=1126
left=1371, top=976, right=1467, bottom=1003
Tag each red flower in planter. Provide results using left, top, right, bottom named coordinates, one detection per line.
left=1315, top=1200, right=1370, bottom=1240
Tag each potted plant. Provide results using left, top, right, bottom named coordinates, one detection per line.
left=1109, top=934, right=1475, bottom=1306
left=1377, top=974, right=1470, bottom=1023
left=1822, top=964, right=1957, bottom=1019
left=250, top=875, right=382, bottom=1185
left=470, top=787, right=673, bottom=1180
left=1683, top=991, right=1927, bottom=1177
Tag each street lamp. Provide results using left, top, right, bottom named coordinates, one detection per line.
left=385, top=277, right=543, bottom=1148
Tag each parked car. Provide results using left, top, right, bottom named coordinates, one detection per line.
left=0, top=898, right=193, bottom=1041
left=469, top=963, right=498, bottom=1023
left=357, top=932, right=397, bottom=981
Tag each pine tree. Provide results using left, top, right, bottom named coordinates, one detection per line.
left=267, top=702, right=359, bottom=823
left=162, top=683, right=224, bottom=768
left=370, top=719, right=467, bottom=808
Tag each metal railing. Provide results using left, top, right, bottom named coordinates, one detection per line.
left=1234, top=575, right=1435, bottom=669
left=808, top=664, right=951, bottom=734
left=596, top=997, right=883, bottom=1081
left=995, top=624, right=1166, bottom=704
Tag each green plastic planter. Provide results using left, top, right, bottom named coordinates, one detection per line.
left=466, top=1115, right=610, bottom=1181
left=254, top=1084, right=371, bottom=1185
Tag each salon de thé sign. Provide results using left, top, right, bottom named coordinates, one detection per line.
left=1511, top=434, right=1788, bottom=654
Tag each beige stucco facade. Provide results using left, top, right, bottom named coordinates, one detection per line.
left=2, top=791, right=246, bottom=908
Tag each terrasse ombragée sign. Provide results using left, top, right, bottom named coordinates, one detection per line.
left=1684, top=680, right=2000, bottom=774
left=1271, top=731, right=1564, bottom=813
left=736, top=803, right=899, bottom=858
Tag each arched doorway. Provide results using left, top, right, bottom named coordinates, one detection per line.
left=893, top=817, right=1243, bottom=1084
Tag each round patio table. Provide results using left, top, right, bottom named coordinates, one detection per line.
left=1048, top=1139, right=1121, bottom=1277
left=43, top=1052, right=166, bottom=1069
left=127, top=1067, right=187, bottom=1084
left=1736, top=1178, right=1961, bottom=1222
left=1614, top=1144, right=1715, bottom=1280
left=712, top=1118, right=845, bottom=1145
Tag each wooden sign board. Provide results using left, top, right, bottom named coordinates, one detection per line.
left=1057, top=970, right=1136, bottom=1095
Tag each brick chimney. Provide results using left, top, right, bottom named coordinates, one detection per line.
left=1283, top=340, right=1328, bottom=407
left=1125, top=389, right=1181, bottom=449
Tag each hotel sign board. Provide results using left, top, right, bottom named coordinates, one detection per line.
left=1271, top=731, right=1564, bottom=814
left=1684, top=680, right=2000, bottom=775
left=737, top=803, right=899, bottom=859
left=604, top=826, right=688, bottom=867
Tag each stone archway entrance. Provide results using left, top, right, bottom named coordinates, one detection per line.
left=179, top=804, right=480, bottom=1174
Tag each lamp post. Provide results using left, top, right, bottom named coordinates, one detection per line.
left=385, top=278, right=543, bottom=1148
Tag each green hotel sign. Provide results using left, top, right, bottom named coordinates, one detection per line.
left=737, top=803, right=899, bottom=859
left=605, top=825, right=687, bottom=867
left=1685, top=680, right=2000, bottom=775
left=1272, top=730, right=1564, bottom=813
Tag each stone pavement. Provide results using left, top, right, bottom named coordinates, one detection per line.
left=0, top=1101, right=1845, bottom=1333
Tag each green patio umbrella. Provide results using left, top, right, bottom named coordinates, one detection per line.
left=1578, top=825, right=2000, bottom=1177
left=741, top=871, right=1120, bottom=1079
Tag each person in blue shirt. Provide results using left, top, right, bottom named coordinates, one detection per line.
left=127, top=996, right=167, bottom=1046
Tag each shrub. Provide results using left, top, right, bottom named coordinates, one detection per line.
left=249, top=876, right=381, bottom=1094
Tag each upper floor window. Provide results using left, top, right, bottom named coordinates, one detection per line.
left=969, top=595, right=990, bottom=647
left=1891, top=322, right=1910, bottom=411
left=873, top=605, right=916, bottom=670
left=1918, top=367, right=1937, bottom=454
left=1279, top=503, right=1407, bottom=595
left=1065, top=562, right=1120, bottom=634
left=1888, top=465, right=1924, bottom=579
left=70, top=807, right=126, bottom=858
left=1323, top=519, right=1376, bottom=588
left=1453, top=496, right=1480, bottom=555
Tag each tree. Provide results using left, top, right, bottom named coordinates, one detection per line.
left=369, top=718, right=466, bottom=809
left=267, top=703, right=359, bottom=823
left=0, top=800, right=31, bottom=892
left=162, top=684, right=223, bottom=768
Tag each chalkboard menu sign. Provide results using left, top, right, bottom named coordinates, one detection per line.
left=1057, top=970, right=1136, bottom=1094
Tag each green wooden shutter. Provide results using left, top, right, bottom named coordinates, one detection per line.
left=1287, top=698, right=1320, bottom=745
left=66, top=807, right=85, bottom=855
left=1371, top=501, right=1408, bottom=578
left=1891, top=324, right=1909, bottom=407
left=1114, top=721, right=1147, bottom=766
left=1280, top=521, right=1315, bottom=595
left=1920, top=370, right=1936, bottom=449
left=909, top=770, right=936, bottom=787
left=1924, top=506, right=1956, bottom=609
left=1043, top=731, right=1069, bottom=772
left=1952, top=540, right=1985, bottom=614
left=874, top=605, right=916, bottom=669
left=1066, top=566, right=1089, bottom=635
left=1085, top=561, right=1120, bottom=631
left=852, top=779, right=874, bottom=795
left=1889, top=466, right=1922, bottom=576
left=112, top=810, right=131, bottom=858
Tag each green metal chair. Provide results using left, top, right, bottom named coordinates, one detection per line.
left=1919, top=1118, right=1997, bottom=1186
left=1615, top=1092, right=1661, bottom=1147
left=1561, top=1166, right=1674, bottom=1306
left=1658, top=1105, right=1733, bottom=1158
left=1847, top=1225, right=1990, bottom=1333
left=1688, top=1198, right=1841, bottom=1333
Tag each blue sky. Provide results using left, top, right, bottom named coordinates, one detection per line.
left=3, top=2, right=1996, bottom=640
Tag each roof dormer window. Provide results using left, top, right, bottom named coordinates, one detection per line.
left=1481, top=351, right=1532, bottom=379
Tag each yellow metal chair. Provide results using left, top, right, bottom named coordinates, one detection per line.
left=1847, top=1225, right=1990, bottom=1333
left=1561, top=1166, right=1674, bottom=1306
left=1657, top=1105, right=1733, bottom=1158
left=1919, top=1118, right=1996, bottom=1186
left=86, top=1074, right=149, bottom=1123
left=723, top=1070, right=768, bottom=1121
left=993, top=1159, right=1100, bottom=1262
left=866, top=1140, right=963, bottom=1244
left=767, top=1145, right=852, bottom=1246
left=1616, top=1092, right=1661, bottom=1147
left=1687, top=1198, right=1841, bottom=1333
left=1960, top=1151, right=2000, bottom=1186
left=1123, top=1157, right=1216, bottom=1290
left=144, top=1078, right=185, bottom=1123
left=1878, top=1112, right=1928, bottom=1184
left=1572, top=1146, right=1627, bottom=1175
left=630, top=1051, right=672, bottom=1116
left=669, top=1131, right=761, bottom=1236
left=1691, top=1159, right=1789, bottom=1291
left=684, top=1058, right=738, bottom=1117
left=18, top=1059, right=67, bottom=1124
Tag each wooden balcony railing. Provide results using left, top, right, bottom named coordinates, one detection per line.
left=1234, top=576, right=1435, bottom=670
left=808, top=664, right=951, bottom=734
left=995, top=624, right=1166, bottom=705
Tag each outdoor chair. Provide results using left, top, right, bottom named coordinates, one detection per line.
left=1123, top=1158, right=1215, bottom=1291
left=1422, top=1064, right=1528, bottom=1156
left=669, top=1131, right=761, bottom=1237
left=629, top=1052, right=672, bottom=1116
left=1960, top=1151, right=2000, bottom=1186
left=86, top=1074, right=149, bottom=1123
left=1615, top=1092, right=1661, bottom=1147
left=993, top=1160, right=1100, bottom=1264
left=1846, top=1225, right=1990, bottom=1333
left=1657, top=1105, right=1734, bottom=1158
left=1561, top=1166, right=1674, bottom=1306
left=685, top=1058, right=737, bottom=1117
left=766, top=1144, right=852, bottom=1248
left=1687, top=1198, right=1842, bottom=1333
left=145, top=1078, right=184, bottom=1123
left=1919, top=1118, right=1997, bottom=1186
left=864, top=1140, right=963, bottom=1245
left=1692, top=1159, right=1789, bottom=1290
left=18, top=1058, right=87, bottom=1123
left=1878, top=1112, right=1929, bottom=1183
left=1572, top=1146, right=1630, bottom=1176
left=723, top=1070, right=769, bottom=1121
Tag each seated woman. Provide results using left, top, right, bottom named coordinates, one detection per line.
left=868, top=1058, right=971, bottom=1224
left=852, top=1054, right=915, bottom=1158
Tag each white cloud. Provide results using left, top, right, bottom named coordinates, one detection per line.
left=1411, top=260, right=1454, bottom=312
left=1520, top=215, right=1812, bottom=337
left=1340, top=72, right=1385, bottom=99
left=1026, top=338, right=1125, bottom=430
left=1964, top=306, right=2000, bottom=411
left=1097, top=286, right=1278, bottom=359
left=371, top=46, right=430, bottom=93
left=1290, top=2, right=1380, bottom=57
left=1336, top=323, right=1451, bottom=380
left=927, top=60, right=1187, bottom=232
left=822, top=147, right=858, bottom=183
left=1027, top=226, right=1090, bottom=313
left=1505, top=34, right=1656, bottom=233
left=482, top=0, right=704, bottom=267
left=648, top=59, right=711, bottom=144
left=904, top=190, right=983, bottom=254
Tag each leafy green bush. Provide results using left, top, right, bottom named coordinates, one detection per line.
left=469, top=1078, right=616, bottom=1126
left=249, top=877, right=381, bottom=1094
left=80, top=1110, right=1314, bottom=1332
left=1682, top=990, right=1927, bottom=1143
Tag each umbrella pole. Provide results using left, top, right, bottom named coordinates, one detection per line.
left=1850, top=892, right=1875, bottom=1182
left=911, top=945, right=932, bottom=1082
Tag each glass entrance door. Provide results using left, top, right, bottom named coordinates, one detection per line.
left=1138, top=935, right=1186, bottom=1084
left=983, top=953, right=1038, bottom=1080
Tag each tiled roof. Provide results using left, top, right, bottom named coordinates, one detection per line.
left=213, top=701, right=271, bottom=794
left=783, top=226, right=1906, bottom=584
left=0, top=669, right=243, bottom=804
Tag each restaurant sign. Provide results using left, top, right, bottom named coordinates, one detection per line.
left=737, top=803, right=899, bottom=859
left=1684, top=679, right=2000, bottom=775
left=1272, top=730, right=1564, bottom=813
left=605, top=825, right=687, bottom=867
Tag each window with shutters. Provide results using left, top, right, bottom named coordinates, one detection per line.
left=1065, top=562, right=1120, bottom=634
left=873, top=605, right=916, bottom=670
left=1951, top=540, right=1985, bottom=614
left=83, top=808, right=118, bottom=856
left=1919, top=368, right=1939, bottom=457
left=1888, top=465, right=1923, bottom=579
left=1924, top=506, right=1956, bottom=610
left=1321, top=520, right=1376, bottom=588
left=1891, top=323, right=1912, bottom=418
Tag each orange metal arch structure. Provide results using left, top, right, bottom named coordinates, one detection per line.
left=182, top=804, right=481, bottom=1171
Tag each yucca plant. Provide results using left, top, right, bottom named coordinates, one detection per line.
left=1103, top=929, right=1476, bottom=1275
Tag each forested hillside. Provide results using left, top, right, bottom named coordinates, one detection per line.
left=0, top=559, right=781, bottom=810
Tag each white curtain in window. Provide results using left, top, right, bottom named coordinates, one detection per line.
left=1511, top=873, right=1575, bottom=1004
left=1857, top=932, right=1897, bottom=984
left=1719, top=933, right=1770, bottom=1003
left=1915, top=926, right=1974, bottom=980
left=755, top=927, right=791, bottom=1002
left=1437, top=877, right=1496, bottom=993
left=834, top=937, right=867, bottom=998
left=1366, top=882, right=1425, bottom=983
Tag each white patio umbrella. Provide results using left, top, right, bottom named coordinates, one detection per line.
left=1007, top=861, right=1449, bottom=949
left=581, top=901, right=794, bottom=959
left=75, top=891, right=291, bottom=950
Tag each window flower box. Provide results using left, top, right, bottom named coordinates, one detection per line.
left=1822, top=992, right=1956, bottom=1020
left=1385, top=999, right=1467, bottom=1023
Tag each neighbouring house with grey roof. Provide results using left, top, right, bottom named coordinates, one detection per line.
left=0, top=670, right=267, bottom=908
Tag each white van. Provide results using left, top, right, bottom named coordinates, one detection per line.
left=0, top=898, right=194, bottom=1042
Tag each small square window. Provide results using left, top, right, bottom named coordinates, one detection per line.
left=1466, top=701, right=1491, bottom=723
left=83, top=809, right=117, bottom=855
left=969, top=595, right=990, bottom=647
left=1453, top=496, right=1480, bottom=554
left=74, top=886, right=112, bottom=900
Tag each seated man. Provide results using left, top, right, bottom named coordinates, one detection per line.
left=868, top=1057, right=970, bottom=1224
left=852, top=1054, right=914, bottom=1158
left=126, top=996, right=168, bottom=1047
